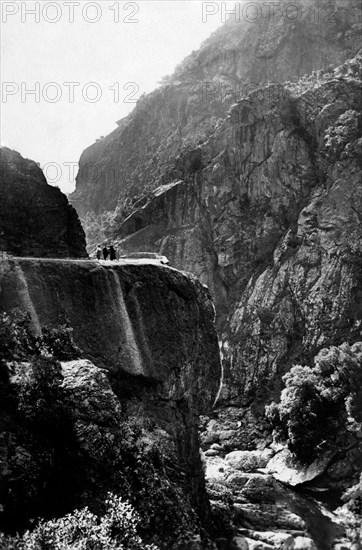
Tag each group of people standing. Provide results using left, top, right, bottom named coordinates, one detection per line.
left=96, top=244, right=117, bottom=261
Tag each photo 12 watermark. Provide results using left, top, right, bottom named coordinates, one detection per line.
left=201, top=1, right=356, bottom=24
left=38, top=160, right=132, bottom=187
left=1, top=82, right=141, bottom=104
left=1, top=1, right=140, bottom=24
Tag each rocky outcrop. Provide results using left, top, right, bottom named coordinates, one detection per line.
left=0, top=257, right=219, bottom=394
left=0, top=257, right=220, bottom=548
left=220, top=61, right=362, bottom=408
left=116, top=55, right=362, bottom=412
left=69, top=0, right=362, bottom=217
left=0, top=147, right=87, bottom=258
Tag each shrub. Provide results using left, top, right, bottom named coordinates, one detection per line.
left=0, top=308, right=81, bottom=365
left=17, top=355, right=66, bottom=434
left=41, top=325, right=81, bottom=361
left=0, top=309, right=37, bottom=364
left=0, top=493, right=159, bottom=550
left=324, top=110, right=361, bottom=159
left=266, top=342, right=362, bottom=462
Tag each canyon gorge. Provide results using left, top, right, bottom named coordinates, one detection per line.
left=1, top=0, right=362, bottom=548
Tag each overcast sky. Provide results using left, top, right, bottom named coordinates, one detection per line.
left=1, top=1, right=229, bottom=193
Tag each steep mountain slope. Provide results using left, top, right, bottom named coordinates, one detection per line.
left=117, top=55, right=361, bottom=323
left=70, top=0, right=362, bottom=218
left=65, top=8, right=362, bottom=545
left=117, top=52, right=362, bottom=454
left=0, top=148, right=87, bottom=258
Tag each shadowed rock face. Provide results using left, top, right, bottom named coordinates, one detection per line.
left=70, top=0, right=361, bottom=217
left=0, top=147, right=87, bottom=258
left=115, top=54, right=362, bottom=421
left=0, top=257, right=221, bottom=546
left=0, top=258, right=219, bottom=401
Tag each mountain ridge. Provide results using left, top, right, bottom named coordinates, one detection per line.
left=69, top=0, right=362, bottom=219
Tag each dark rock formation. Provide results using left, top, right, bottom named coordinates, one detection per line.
left=0, top=147, right=87, bottom=258
left=220, top=60, right=362, bottom=408
left=70, top=0, right=361, bottom=218
left=0, top=256, right=220, bottom=548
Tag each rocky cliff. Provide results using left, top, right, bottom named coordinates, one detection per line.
left=70, top=0, right=361, bottom=218
left=68, top=0, right=362, bottom=411
left=117, top=52, right=362, bottom=357
left=0, top=147, right=87, bottom=258
left=102, top=61, right=362, bottom=542
left=55, top=2, right=362, bottom=546
left=0, top=256, right=220, bottom=548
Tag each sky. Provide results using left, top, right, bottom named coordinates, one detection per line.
left=1, top=0, right=230, bottom=193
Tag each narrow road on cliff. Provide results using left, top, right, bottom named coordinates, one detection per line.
left=12, top=257, right=173, bottom=268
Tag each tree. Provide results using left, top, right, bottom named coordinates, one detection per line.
left=266, top=343, right=362, bottom=462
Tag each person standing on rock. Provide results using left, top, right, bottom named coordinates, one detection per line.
left=109, top=245, right=116, bottom=261
left=102, top=245, right=109, bottom=260
left=96, top=245, right=102, bottom=260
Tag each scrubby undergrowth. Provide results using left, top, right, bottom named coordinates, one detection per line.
left=0, top=493, right=158, bottom=550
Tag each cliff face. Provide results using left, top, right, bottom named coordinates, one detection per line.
left=0, top=256, right=220, bottom=548
left=220, top=58, right=362, bottom=407
left=0, top=258, right=219, bottom=395
left=0, top=147, right=87, bottom=258
left=70, top=0, right=362, bottom=217
left=56, top=6, right=362, bottom=545
left=113, top=53, right=362, bottom=465
left=118, top=53, right=362, bottom=328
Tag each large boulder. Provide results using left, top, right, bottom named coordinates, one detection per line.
left=225, top=450, right=273, bottom=472
left=265, top=449, right=333, bottom=486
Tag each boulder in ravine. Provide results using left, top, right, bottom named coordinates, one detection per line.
left=0, top=147, right=87, bottom=258
left=225, top=450, right=274, bottom=472
left=265, top=449, right=334, bottom=486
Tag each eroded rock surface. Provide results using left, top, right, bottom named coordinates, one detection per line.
left=69, top=3, right=362, bottom=472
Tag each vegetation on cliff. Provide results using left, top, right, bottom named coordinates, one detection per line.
left=0, top=309, right=80, bottom=365
left=266, top=342, right=362, bottom=463
left=0, top=494, right=158, bottom=550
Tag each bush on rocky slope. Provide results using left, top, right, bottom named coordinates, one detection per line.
left=266, top=342, right=362, bottom=462
left=0, top=307, right=216, bottom=549
left=0, top=309, right=81, bottom=365
left=0, top=493, right=159, bottom=550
